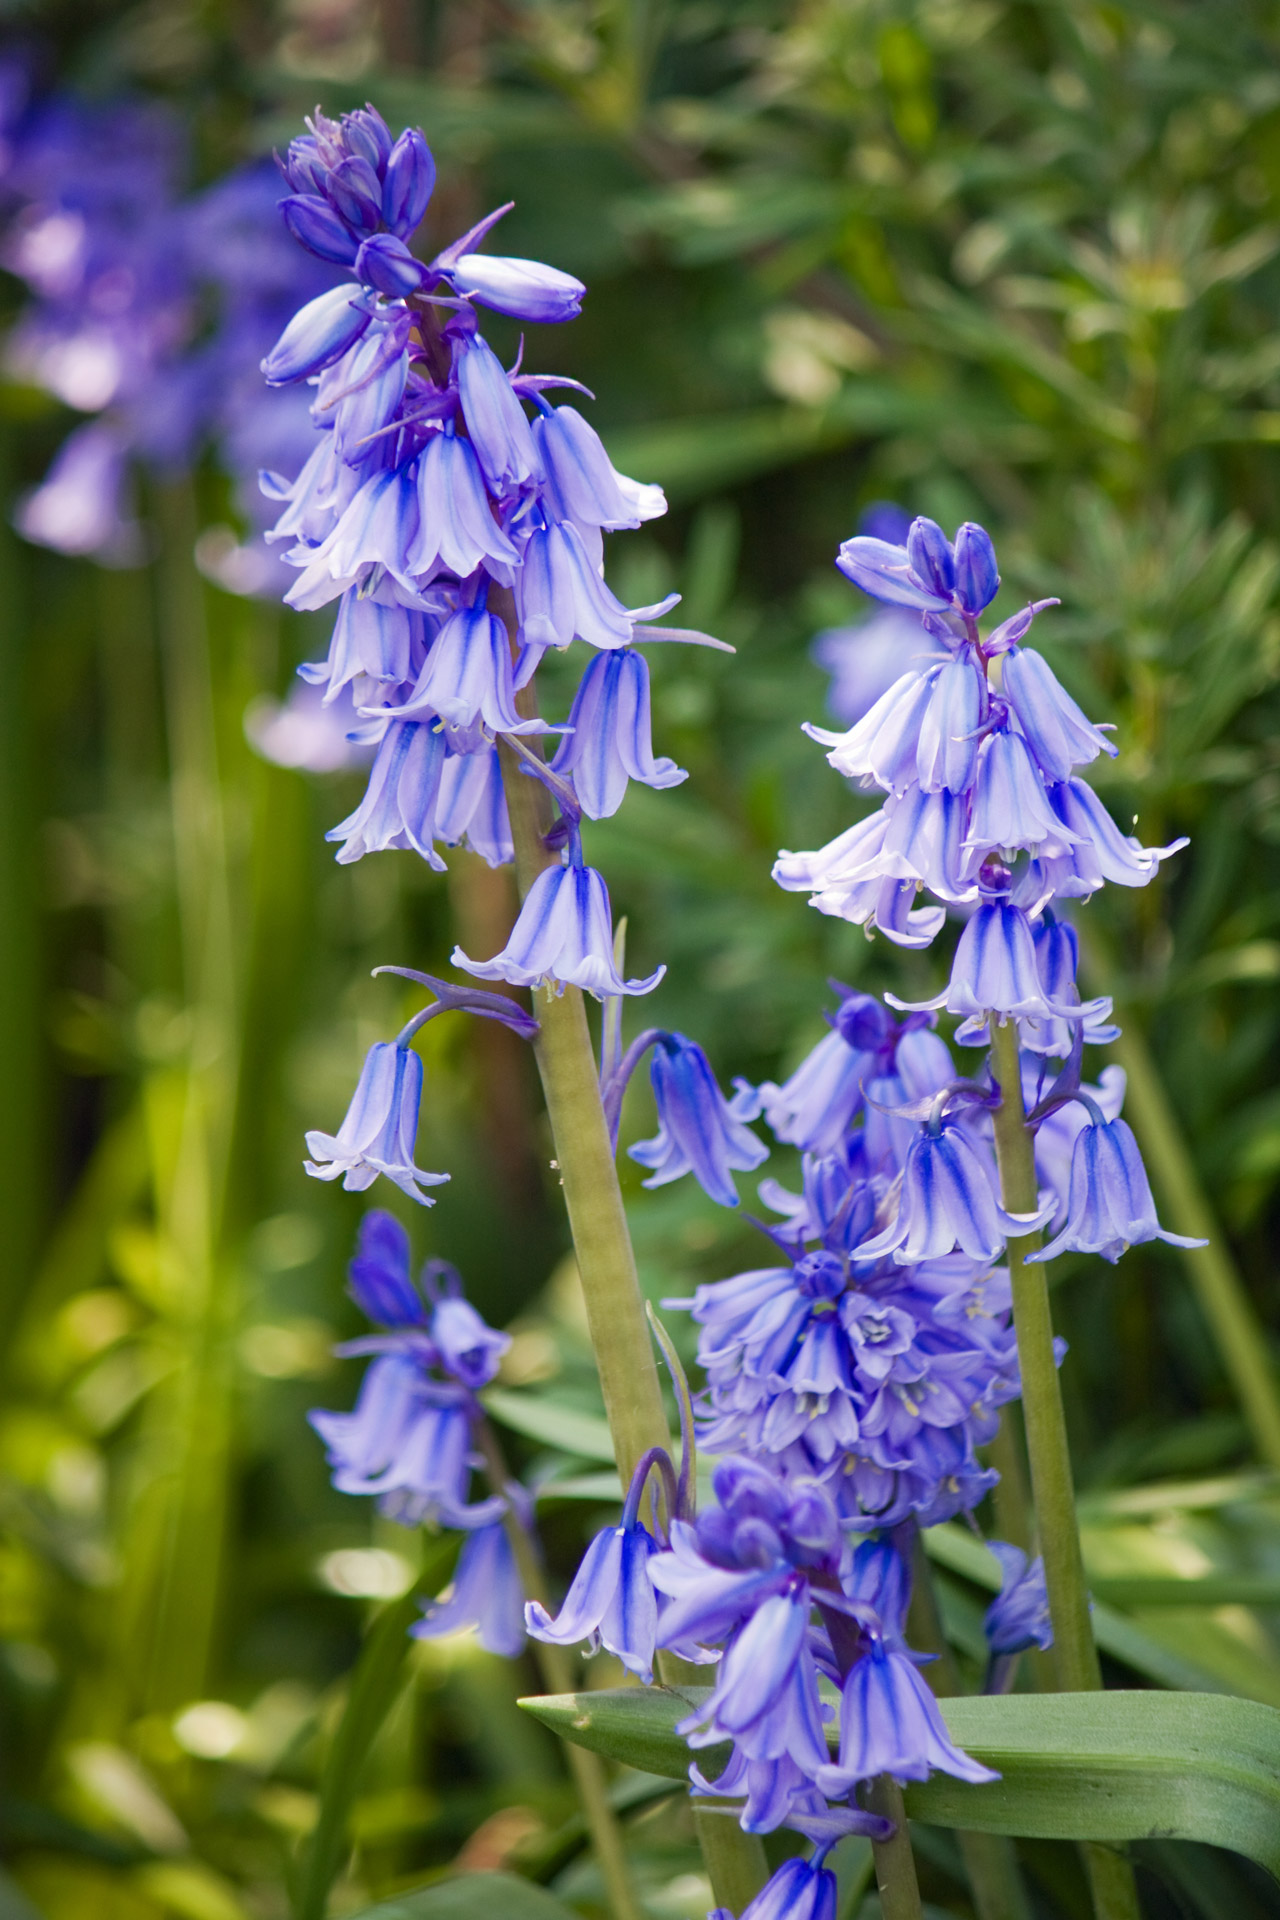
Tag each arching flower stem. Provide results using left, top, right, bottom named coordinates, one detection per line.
left=493, top=645, right=771, bottom=1912
left=988, top=1017, right=1140, bottom=1920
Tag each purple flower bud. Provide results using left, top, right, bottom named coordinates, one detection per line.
left=348, top=1210, right=424, bottom=1326
left=906, top=516, right=956, bottom=599
left=449, top=252, right=585, bottom=323
left=304, top=1040, right=449, bottom=1204
left=282, top=136, right=326, bottom=195
left=341, top=105, right=393, bottom=174
left=382, top=128, right=435, bottom=236
left=325, top=154, right=383, bottom=234
left=835, top=533, right=953, bottom=611
left=727, top=1857, right=839, bottom=1920
left=984, top=1542, right=1053, bottom=1657
left=953, top=521, right=1000, bottom=616
left=355, top=232, right=427, bottom=297
left=280, top=192, right=360, bottom=265
left=262, top=284, right=371, bottom=385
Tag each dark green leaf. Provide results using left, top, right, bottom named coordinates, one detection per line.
left=519, top=1687, right=1280, bottom=1876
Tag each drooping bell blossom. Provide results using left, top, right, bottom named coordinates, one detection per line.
left=453, top=328, right=539, bottom=494
left=1029, top=1111, right=1206, bottom=1265
left=816, top=1633, right=999, bottom=1795
left=1035, top=778, right=1188, bottom=897
left=809, top=653, right=985, bottom=797
left=383, top=600, right=550, bottom=737
left=299, top=589, right=428, bottom=704
left=773, top=814, right=949, bottom=950
left=414, top=1520, right=526, bottom=1657
left=325, top=721, right=450, bottom=867
left=999, top=645, right=1116, bottom=783
left=525, top=1449, right=669, bottom=1680
left=1016, top=914, right=1118, bottom=1058
left=549, top=648, right=686, bottom=819
left=453, top=855, right=665, bottom=998
left=409, top=427, right=520, bottom=579
left=335, top=1212, right=511, bottom=1386
left=889, top=896, right=1109, bottom=1030
left=963, top=722, right=1084, bottom=858
left=837, top=514, right=1000, bottom=620
left=516, top=516, right=641, bottom=652
left=708, top=1853, right=840, bottom=1920
left=532, top=403, right=666, bottom=530
left=1031, top=1062, right=1126, bottom=1227
left=304, top=1040, right=448, bottom=1204
left=284, top=462, right=422, bottom=609
left=857, top=1115, right=1049, bottom=1267
left=434, top=745, right=513, bottom=866
left=627, top=1033, right=768, bottom=1207
left=308, top=1357, right=502, bottom=1527
left=756, top=994, right=948, bottom=1157
left=984, top=1543, right=1053, bottom=1658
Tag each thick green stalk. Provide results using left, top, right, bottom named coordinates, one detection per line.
left=988, top=1019, right=1141, bottom=1920
left=477, top=1423, right=642, bottom=1920
left=496, top=714, right=769, bottom=1911
left=863, top=1778, right=923, bottom=1920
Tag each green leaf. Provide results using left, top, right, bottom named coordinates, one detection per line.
left=518, top=1687, right=1280, bottom=1876
left=481, top=1388, right=617, bottom=1462
left=343, top=1871, right=581, bottom=1919
left=293, top=1585, right=431, bottom=1920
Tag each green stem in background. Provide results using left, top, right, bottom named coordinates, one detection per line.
left=496, top=684, right=769, bottom=1912
left=1108, top=1021, right=1280, bottom=1470
left=988, top=1019, right=1142, bottom=1920
left=477, top=1422, right=643, bottom=1920
left=907, top=1540, right=1032, bottom=1920
left=863, top=1778, right=923, bottom=1920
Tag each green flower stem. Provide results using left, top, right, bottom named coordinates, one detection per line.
left=477, top=1422, right=642, bottom=1920
left=988, top=1018, right=1141, bottom=1920
left=907, top=1539, right=1032, bottom=1920
left=864, top=1778, right=923, bottom=1920
left=497, top=694, right=769, bottom=1912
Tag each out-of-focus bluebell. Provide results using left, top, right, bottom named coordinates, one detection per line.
left=414, top=1522, right=526, bottom=1657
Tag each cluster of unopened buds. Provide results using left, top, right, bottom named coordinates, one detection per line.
left=272, top=105, right=1197, bottom=1914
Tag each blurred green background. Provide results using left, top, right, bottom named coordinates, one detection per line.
left=4, top=2, right=1280, bottom=1916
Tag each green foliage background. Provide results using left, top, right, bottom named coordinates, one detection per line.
left=3, top=2, right=1280, bottom=1916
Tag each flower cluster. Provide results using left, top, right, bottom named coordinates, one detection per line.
left=309, top=1210, right=527, bottom=1657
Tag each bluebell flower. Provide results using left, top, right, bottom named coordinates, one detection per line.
left=806, top=665, right=940, bottom=794
left=516, top=517, right=638, bottom=652
left=1031, top=1062, right=1126, bottom=1226
left=454, top=330, right=539, bottom=495
left=1015, top=915, right=1118, bottom=1058
left=858, top=1117, right=1047, bottom=1266
left=526, top=1516, right=660, bottom=1681
left=453, top=857, right=665, bottom=998
left=708, top=1854, right=839, bottom=1920
left=963, top=723, right=1083, bottom=858
left=434, top=745, right=514, bottom=867
left=304, top=1041, right=449, bottom=1204
left=261, top=284, right=370, bottom=385
left=532, top=403, right=666, bottom=530
left=384, top=601, right=549, bottom=737
left=285, top=463, right=421, bottom=609
left=837, top=515, right=999, bottom=619
left=299, top=589, right=425, bottom=704
left=14, top=420, right=139, bottom=561
left=549, top=648, right=686, bottom=819
left=445, top=252, right=585, bottom=323
left=414, top=1521, right=526, bottom=1658
left=773, top=815, right=950, bottom=950
left=889, top=899, right=1106, bottom=1029
left=984, top=1542, right=1052, bottom=1658
left=410, top=428, right=520, bottom=580
left=627, top=1032, right=767, bottom=1207
left=353, top=232, right=428, bottom=297
left=1029, top=1112, right=1206, bottom=1265
left=1038, top=778, right=1189, bottom=895
left=817, top=1634, right=998, bottom=1793
left=999, top=645, right=1116, bottom=783
left=308, top=1356, right=500, bottom=1526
